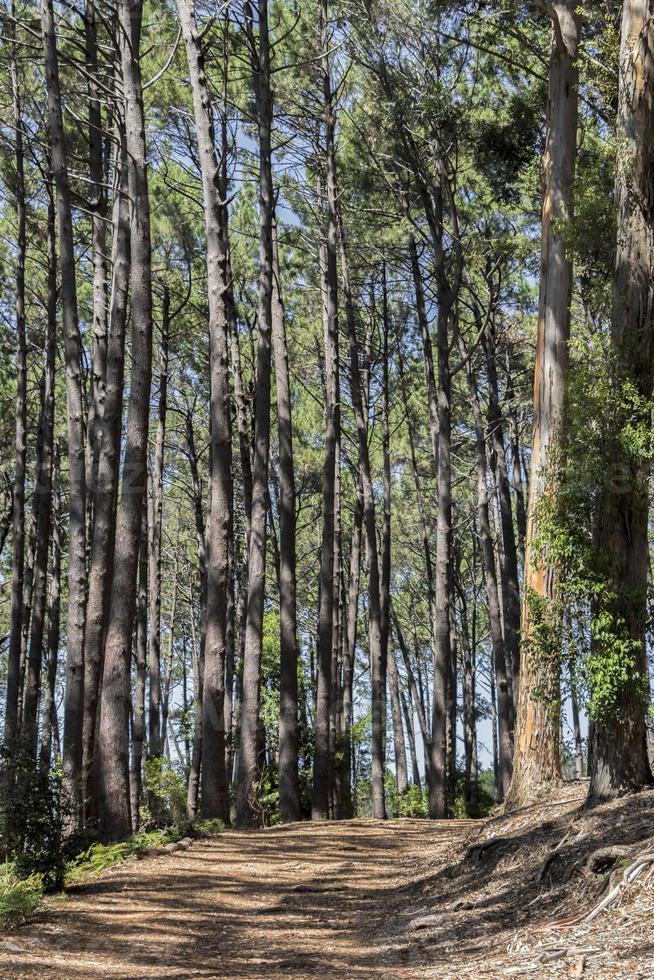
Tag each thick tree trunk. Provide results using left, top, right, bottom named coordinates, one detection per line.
left=177, top=0, right=235, bottom=824
left=235, top=0, right=275, bottom=827
left=589, top=0, right=654, bottom=800
left=508, top=1, right=579, bottom=808
left=271, top=221, right=301, bottom=822
left=42, top=0, right=87, bottom=821
left=82, top=136, right=130, bottom=817
left=97, top=0, right=154, bottom=841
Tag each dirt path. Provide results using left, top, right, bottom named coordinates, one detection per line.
left=0, top=818, right=475, bottom=979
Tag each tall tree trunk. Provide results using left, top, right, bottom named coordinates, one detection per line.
left=82, top=135, right=130, bottom=817
left=408, top=237, right=439, bottom=467
left=85, top=0, right=109, bottom=521
left=401, top=681, right=422, bottom=790
left=588, top=0, right=654, bottom=799
left=388, top=647, right=408, bottom=795
left=380, top=268, right=404, bottom=795
left=184, top=412, right=207, bottom=818
left=339, top=490, right=362, bottom=818
left=508, top=0, right=579, bottom=808
left=429, top=268, right=454, bottom=819
left=339, top=219, right=386, bottom=820
left=459, top=587, right=478, bottom=817
left=97, top=0, right=154, bottom=841
left=312, top=0, right=341, bottom=819
left=235, top=0, right=275, bottom=827
left=147, top=287, right=169, bottom=760
left=484, top=320, right=521, bottom=705
left=5, top=3, right=28, bottom=753
left=40, top=445, right=62, bottom=774
left=22, top=195, right=57, bottom=750
left=131, top=515, right=148, bottom=828
left=272, top=220, right=300, bottom=822
left=42, top=0, right=87, bottom=821
left=463, top=347, right=513, bottom=797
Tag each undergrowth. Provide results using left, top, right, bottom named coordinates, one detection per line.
left=0, top=820, right=225, bottom=930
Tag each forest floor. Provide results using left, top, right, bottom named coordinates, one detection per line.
left=1, top=785, right=653, bottom=978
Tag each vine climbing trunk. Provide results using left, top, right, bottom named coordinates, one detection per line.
left=588, top=0, right=654, bottom=800
left=507, top=0, right=579, bottom=809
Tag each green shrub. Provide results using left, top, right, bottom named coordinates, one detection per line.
left=0, top=748, right=66, bottom=890
left=0, top=866, right=44, bottom=925
left=193, top=818, right=224, bottom=836
left=66, top=829, right=181, bottom=883
left=397, top=784, right=429, bottom=818
left=141, top=758, right=188, bottom=829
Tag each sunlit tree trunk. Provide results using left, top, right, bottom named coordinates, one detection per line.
left=508, top=0, right=579, bottom=808
left=97, top=0, right=154, bottom=841
left=82, top=136, right=130, bottom=818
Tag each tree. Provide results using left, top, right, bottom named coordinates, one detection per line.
left=588, top=0, right=654, bottom=800
left=97, top=0, right=154, bottom=841
left=507, top=0, right=579, bottom=809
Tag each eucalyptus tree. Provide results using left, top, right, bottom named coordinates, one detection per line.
left=508, top=0, right=580, bottom=808
left=588, top=0, right=654, bottom=800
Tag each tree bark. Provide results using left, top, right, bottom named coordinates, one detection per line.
left=312, top=0, right=341, bottom=819
left=589, top=0, right=654, bottom=800
left=339, top=490, right=362, bottom=818
left=235, top=0, right=275, bottom=827
left=5, top=3, right=28, bottom=754
left=339, top=218, right=386, bottom=820
left=508, top=0, right=579, bottom=808
left=271, top=220, right=301, bottom=822
left=42, top=0, right=87, bottom=821
left=462, top=346, right=513, bottom=798
left=97, top=0, right=154, bottom=841
left=40, top=445, right=62, bottom=774
left=82, top=134, right=130, bottom=817
left=147, top=287, right=170, bottom=760
left=22, top=191, right=57, bottom=751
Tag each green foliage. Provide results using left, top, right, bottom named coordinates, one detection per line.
left=0, top=749, right=66, bottom=890
left=65, top=828, right=182, bottom=883
left=0, top=866, right=44, bottom=926
left=193, top=818, right=225, bottom=836
left=396, top=784, right=429, bottom=818
left=141, top=758, right=188, bottom=830
left=529, top=328, right=653, bottom=722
